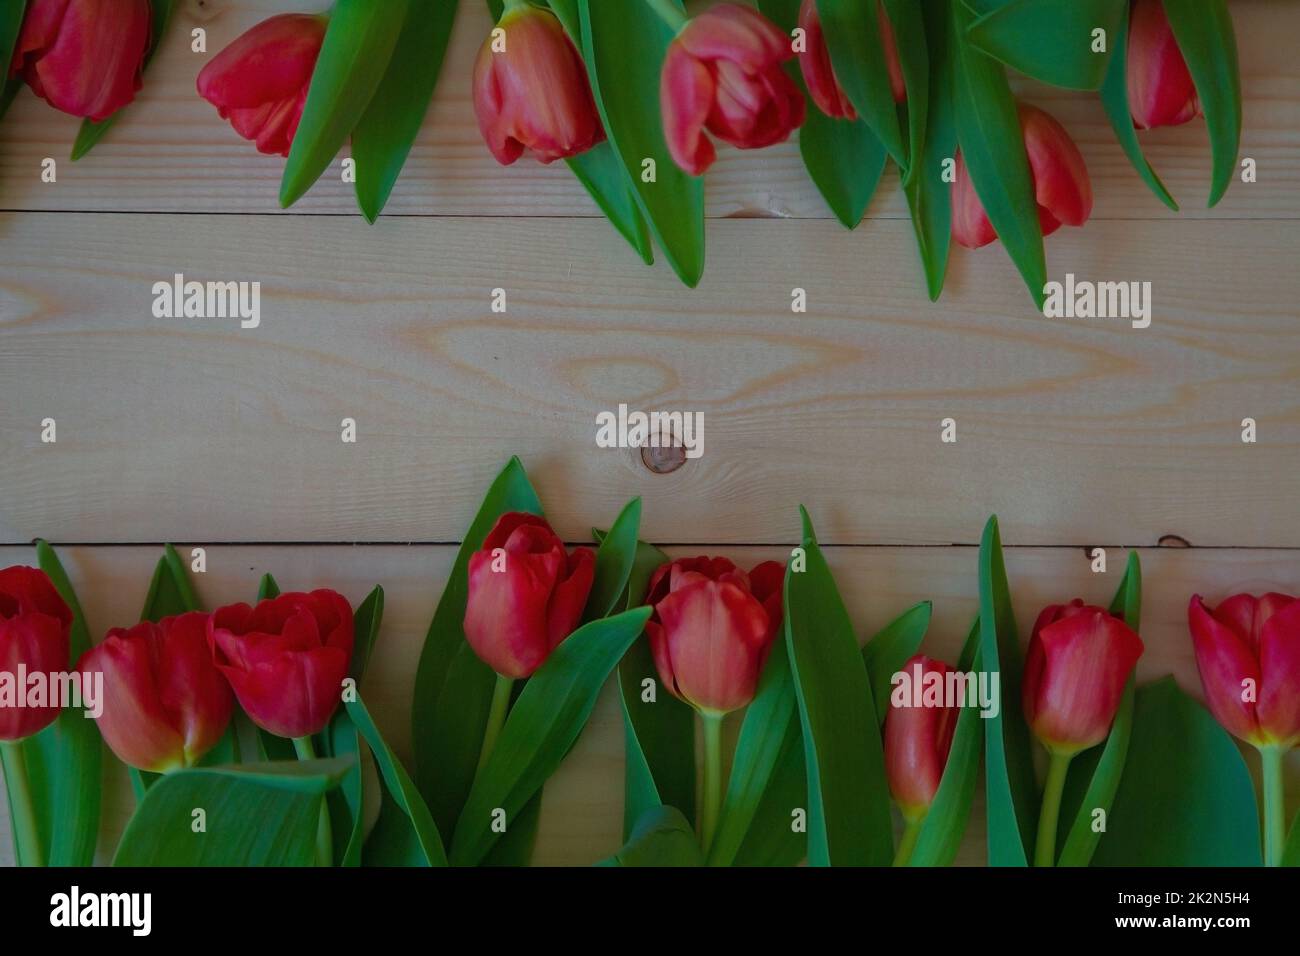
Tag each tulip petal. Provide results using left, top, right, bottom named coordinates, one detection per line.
left=1188, top=595, right=1262, bottom=745
left=1127, top=0, right=1199, bottom=130
left=1257, top=598, right=1300, bottom=747
left=1020, top=103, right=1092, bottom=228
left=661, top=43, right=717, bottom=176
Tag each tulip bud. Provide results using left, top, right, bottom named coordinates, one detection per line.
left=0, top=566, right=72, bottom=741
left=77, top=613, right=233, bottom=772
left=472, top=5, right=604, bottom=165
left=196, top=14, right=327, bottom=157
left=1127, top=0, right=1199, bottom=130
left=661, top=3, right=806, bottom=175
left=952, top=103, right=1092, bottom=250
left=1189, top=593, right=1300, bottom=750
left=463, top=513, right=596, bottom=679
left=209, top=590, right=353, bottom=740
left=885, top=654, right=958, bottom=821
left=645, top=557, right=784, bottom=715
left=1022, top=599, right=1143, bottom=755
left=797, top=0, right=904, bottom=120
left=10, top=0, right=151, bottom=121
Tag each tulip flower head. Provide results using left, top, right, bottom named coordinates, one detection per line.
left=463, top=513, right=596, bottom=680
left=646, top=557, right=785, bottom=716
left=78, top=613, right=233, bottom=772
left=0, top=566, right=72, bottom=741
left=661, top=3, right=806, bottom=176
left=952, top=103, right=1092, bottom=249
left=885, top=654, right=958, bottom=822
left=196, top=14, right=327, bottom=157
left=209, top=590, right=353, bottom=740
left=10, top=0, right=151, bottom=122
left=1189, top=593, right=1300, bottom=750
left=798, top=0, right=904, bottom=120
left=1022, top=599, right=1143, bottom=756
left=1127, top=0, right=1199, bottom=130
left=472, top=4, right=604, bottom=165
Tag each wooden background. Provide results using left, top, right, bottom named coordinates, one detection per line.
left=1, top=0, right=1297, bottom=865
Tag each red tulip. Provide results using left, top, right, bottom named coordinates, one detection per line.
left=196, top=14, right=327, bottom=157
left=661, top=3, right=806, bottom=176
left=646, top=557, right=785, bottom=715
left=0, top=566, right=72, bottom=741
left=10, top=0, right=151, bottom=122
left=1023, top=599, right=1143, bottom=755
left=885, top=654, right=958, bottom=820
left=472, top=5, right=604, bottom=165
left=463, top=513, right=596, bottom=679
left=952, top=103, right=1092, bottom=249
left=1127, top=0, right=1199, bottom=130
left=797, top=0, right=904, bottom=120
left=77, top=613, right=233, bottom=772
left=1189, top=593, right=1300, bottom=750
left=209, top=590, right=353, bottom=740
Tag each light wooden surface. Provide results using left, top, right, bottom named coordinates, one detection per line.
left=1, top=0, right=1297, bottom=866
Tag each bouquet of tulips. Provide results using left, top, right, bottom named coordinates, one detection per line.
left=1, top=0, right=1240, bottom=299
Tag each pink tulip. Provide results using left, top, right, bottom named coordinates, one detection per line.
left=1127, top=0, right=1199, bottom=130
left=884, top=654, right=958, bottom=821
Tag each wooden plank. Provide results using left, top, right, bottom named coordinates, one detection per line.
left=2, top=214, right=1297, bottom=547
left=0, top=543, right=1294, bottom=866
left=0, top=0, right=1293, bottom=220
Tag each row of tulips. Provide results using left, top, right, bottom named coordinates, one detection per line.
left=2, top=461, right=1296, bottom=867
left=2, top=0, right=1240, bottom=296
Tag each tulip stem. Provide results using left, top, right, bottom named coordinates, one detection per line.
left=0, top=740, right=44, bottom=867
left=892, top=817, right=923, bottom=867
left=477, top=674, right=515, bottom=775
left=645, top=0, right=688, bottom=31
left=292, top=736, right=333, bottom=868
left=700, top=712, right=725, bottom=855
left=1260, top=745, right=1286, bottom=867
left=1035, top=750, right=1073, bottom=867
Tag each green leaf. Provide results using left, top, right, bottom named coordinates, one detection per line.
left=1283, top=809, right=1300, bottom=867
left=977, top=516, right=1038, bottom=865
left=966, top=0, right=1125, bottom=90
left=0, top=2, right=27, bottom=122
left=710, top=637, right=806, bottom=867
left=583, top=497, right=641, bottom=623
left=579, top=0, right=705, bottom=287
left=71, top=0, right=177, bottom=160
left=412, top=457, right=542, bottom=835
left=350, top=585, right=383, bottom=682
left=281, top=0, right=408, bottom=208
left=13, top=542, right=102, bottom=866
left=1163, top=0, right=1241, bottom=207
left=112, top=759, right=351, bottom=866
left=905, top=0, right=956, bottom=299
left=449, top=606, right=652, bottom=866
left=862, top=601, right=932, bottom=726
left=352, top=0, right=458, bottom=222
left=815, top=0, right=908, bottom=168
left=598, top=805, right=704, bottom=867
left=785, top=507, right=892, bottom=865
left=1090, top=678, right=1261, bottom=865
left=1099, top=6, right=1178, bottom=210
left=256, top=573, right=280, bottom=601
left=950, top=0, right=1046, bottom=308
left=909, top=619, right=983, bottom=866
left=139, top=543, right=200, bottom=621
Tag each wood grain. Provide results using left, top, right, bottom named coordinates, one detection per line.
left=0, top=0, right=1294, bottom=220
left=2, top=214, right=1297, bottom=547
left=0, top=542, right=1295, bottom=866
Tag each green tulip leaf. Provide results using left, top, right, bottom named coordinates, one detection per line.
left=886, top=0, right=930, bottom=181
left=977, top=516, right=1038, bottom=865
left=112, top=759, right=351, bottom=866
left=1099, top=7, right=1178, bottom=210
left=785, top=507, right=893, bottom=866
left=583, top=497, right=642, bottom=623
left=904, top=0, right=956, bottom=299
left=598, top=805, right=703, bottom=867
left=1090, top=677, right=1262, bottom=866
left=352, top=0, right=458, bottom=222
left=281, top=0, right=408, bottom=208
left=449, top=606, right=651, bottom=866
left=1283, top=810, right=1300, bottom=867
left=0, top=2, right=28, bottom=121
left=256, top=572, right=281, bottom=601
left=412, top=457, right=543, bottom=836
left=966, top=0, right=1126, bottom=90
left=909, top=619, right=983, bottom=866
left=862, top=601, right=933, bottom=726
left=815, top=0, right=908, bottom=169
left=71, top=0, right=177, bottom=160
left=950, top=1, right=1046, bottom=308
left=1163, top=0, right=1241, bottom=207
left=579, top=0, right=705, bottom=287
